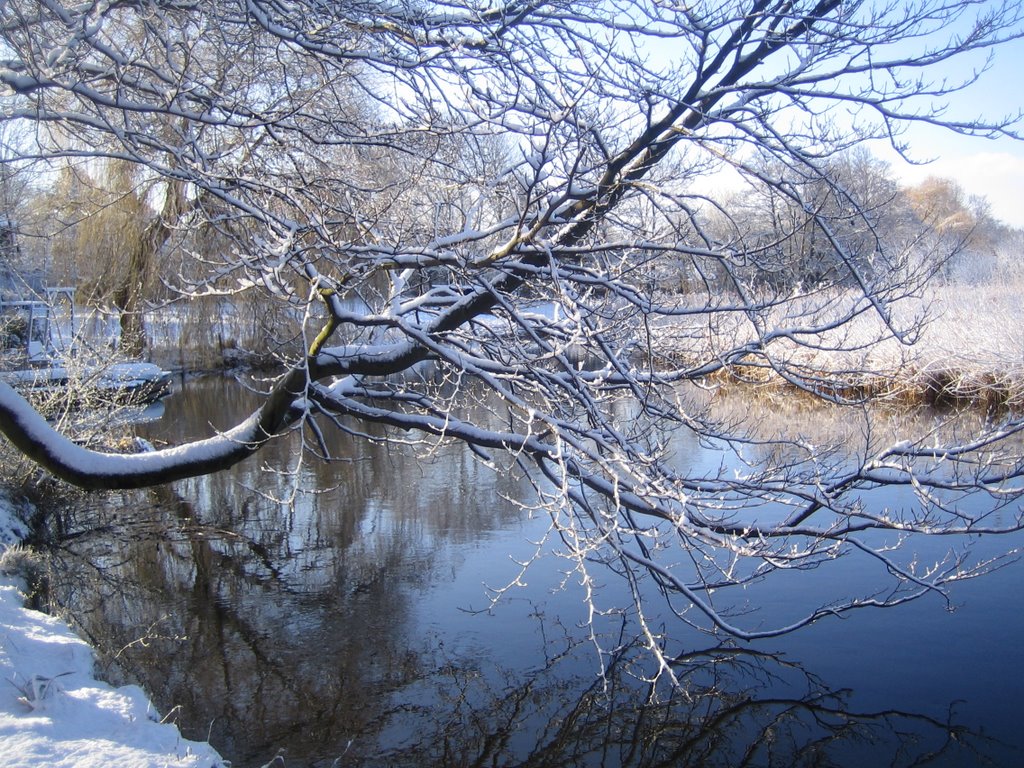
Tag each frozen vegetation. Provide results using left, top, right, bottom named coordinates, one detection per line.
left=0, top=1, right=1021, bottom=759
left=650, top=278, right=1024, bottom=407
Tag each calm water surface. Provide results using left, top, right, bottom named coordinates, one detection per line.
left=39, top=376, right=1024, bottom=766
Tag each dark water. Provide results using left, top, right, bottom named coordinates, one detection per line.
left=39, top=376, right=1024, bottom=766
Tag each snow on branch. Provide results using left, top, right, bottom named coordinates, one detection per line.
left=0, top=382, right=265, bottom=489
left=0, top=376, right=302, bottom=490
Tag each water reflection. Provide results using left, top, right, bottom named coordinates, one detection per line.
left=36, top=377, right=1023, bottom=766
left=383, top=640, right=995, bottom=768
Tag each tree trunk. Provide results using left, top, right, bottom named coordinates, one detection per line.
left=113, top=179, right=187, bottom=357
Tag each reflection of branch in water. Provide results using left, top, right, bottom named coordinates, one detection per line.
left=35, top=480, right=443, bottom=766
left=367, top=631, right=1004, bottom=768
left=32, top=471, right=1015, bottom=768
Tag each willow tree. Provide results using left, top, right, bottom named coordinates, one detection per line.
left=43, top=158, right=187, bottom=356
left=0, top=0, right=1023, bottom=643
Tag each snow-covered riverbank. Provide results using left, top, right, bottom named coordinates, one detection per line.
left=0, top=502, right=224, bottom=768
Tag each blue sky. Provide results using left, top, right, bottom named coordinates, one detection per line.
left=870, top=22, right=1024, bottom=228
left=640, top=3, right=1024, bottom=228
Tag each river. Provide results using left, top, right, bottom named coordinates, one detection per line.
left=37, top=375, right=1024, bottom=766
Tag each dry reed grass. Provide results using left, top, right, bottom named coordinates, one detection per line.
left=123, top=277, right=1024, bottom=412
left=652, top=279, right=1024, bottom=411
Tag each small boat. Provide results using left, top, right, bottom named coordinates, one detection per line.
left=0, top=360, right=172, bottom=404
left=0, top=289, right=171, bottom=405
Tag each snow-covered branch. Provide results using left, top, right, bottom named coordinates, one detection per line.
left=0, top=0, right=1021, bottom=639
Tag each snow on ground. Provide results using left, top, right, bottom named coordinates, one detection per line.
left=0, top=499, right=225, bottom=768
